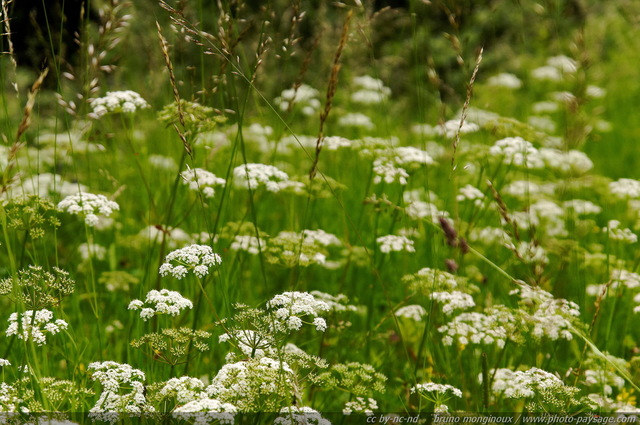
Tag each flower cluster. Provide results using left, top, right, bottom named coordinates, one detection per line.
left=371, top=147, right=434, bottom=185
left=395, top=305, right=427, bottom=322
left=90, top=90, right=150, bottom=117
left=57, top=192, right=119, bottom=227
left=457, top=184, right=485, bottom=207
left=338, top=113, right=375, bottom=129
left=411, top=382, right=462, bottom=413
left=159, top=244, right=222, bottom=279
left=0, top=265, right=75, bottom=309
left=411, top=382, right=463, bottom=398
left=489, top=136, right=544, bottom=169
left=376, top=235, right=415, bottom=253
left=128, top=289, right=193, bottom=321
left=181, top=168, right=226, bottom=198
left=438, top=307, right=521, bottom=348
left=154, top=376, right=206, bottom=405
left=205, top=357, right=297, bottom=412
left=88, top=361, right=154, bottom=423
left=229, top=235, right=263, bottom=255
left=233, top=163, right=290, bottom=192
left=403, top=267, right=460, bottom=293
left=266, top=291, right=329, bottom=333
left=430, top=291, right=476, bottom=315
left=513, top=286, right=580, bottom=341
left=275, top=84, right=321, bottom=116
left=351, top=75, right=391, bottom=105
left=487, top=72, right=522, bottom=89
left=173, top=398, right=237, bottom=425
left=275, top=406, right=330, bottom=425
left=609, top=178, right=640, bottom=199
left=602, top=220, right=638, bottom=243
left=6, top=309, right=69, bottom=345
left=482, top=366, right=587, bottom=411
left=531, top=55, right=577, bottom=81
left=342, top=397, right=378, bottom=415
left=539, top=148, right=593, bottom=175
left=489, top=368, right=556, bottom=397
left=266, top=229, right=342, bottom=267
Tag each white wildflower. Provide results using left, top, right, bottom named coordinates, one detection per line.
left=532, top=101, right=559, bottom=114
left=457, top=184, right=485, bottom=207
left=603, top=220, right=637, bottom=243
left=148, top=154, right=178, bottom=170
left=487, top=73, right=522, bottom=89
left=6, top=309, right=68, bottom=345
left=610, top=178, right=640, bottom=199
left=90, top=90, right=149, bottom=117
left=343, top=397, right=378, bottom=415
left=531, top=66, right=563, bottom=81
left=159, top=244, right=222, bottom=279
left=173, top=398, right=237, bottom=425
left=205, top=358, right=296, bottom=412
left=438, top=307, right=518, bottom=348
left=489, top=137, right=544, bottom=169
left=88, top=361, right=154, bottom=423
left=309, top=291, right=358, bottom=312
left=372, top=159, right=410, bottom=185
left=485, top=367, right=564, bottom=399
left=563, top=199, right=602, bottom=215
left=338, top=113, right=375, bottom=129
left=411, top=383, right=463, bottom=398
left=434, top=119, right=480, bottom=139
left=229, top=235, right=262, bottom=255
left=405, top=200, right=450, bottom=224
left=430, top=291, right=476, bottom=315
left=78, top=242, right=107, bottom=261
left=528, top=116, right=556, bottom=133
left=267, top=291, right=329, bottom=334
left=395, top=305, right=427, bottom=321
left=539, top=148, right=593, bottom=174
left=505, top=241, right=549, bottom=265
left=586, top=85, right=606, bottom=98
left=324, top=136, right=353, bottom=151
left=233, top=163, right=289, bottom=192
left=275, top=406, right=330, bottom=425
left=512, top=286, right=579, bottom=341
left=469, top=226, right=511, bottom=246
left=57, top=192, right=119, bottom=227
left=181, top=168, right=226, bottom=198
left=547, top=55, right=578, bottom=73
left=157, top=376, right=206, bottom=404
left=351, top=76, right=391, bottom=105
left=377, top=235, right=415, bottom=253
left=128, top=289, right=193, bottom=321
left=503, top=180, right=555, bottom=198
left=275, top=84, right=321, bottom=116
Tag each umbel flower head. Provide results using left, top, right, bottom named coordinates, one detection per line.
left=181, top=168, right=226, bottom=198
left=233, top=163, right=289, bottom=192
left=88, top=361, right=155, bottom=423
left=128, top=289, right=193, bottom=321
left=57, top=192, right=119, bottom=227
left=6, top=309, right=68, bottom=345
left=159, top=244, right=222, bottom=279
left=90, top=90, right=150, bottom=117
left=266, top=291, right=329, bottom=333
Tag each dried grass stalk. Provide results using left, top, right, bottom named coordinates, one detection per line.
left=309, top=10, right=352, bottom=181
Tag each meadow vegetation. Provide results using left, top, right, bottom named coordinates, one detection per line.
left=0, top=0, right=640, bottom=422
